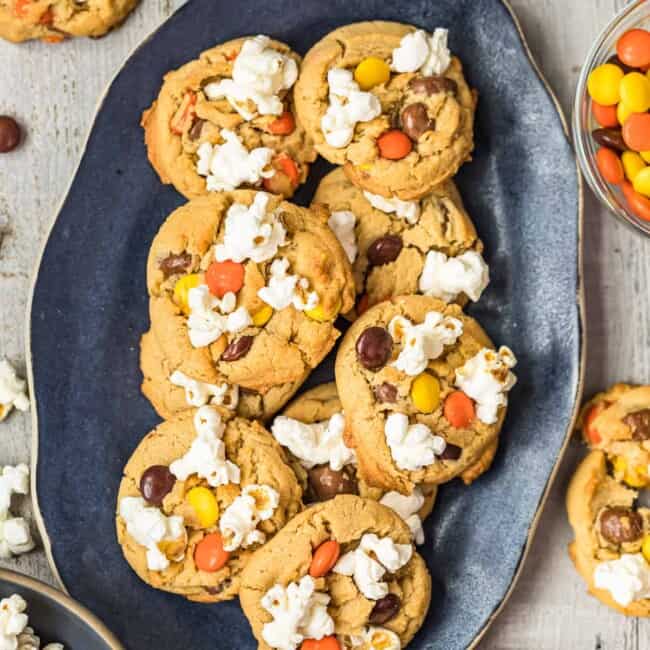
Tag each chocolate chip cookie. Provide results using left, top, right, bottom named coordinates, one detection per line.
left=142, top=35, right=317, bottom=200
left=567, top=449, right=650, bottom=616
left=116, top=406, right=302, bottom=602
left=142, top=190, right=354, bottom=422
left=273, top=383, right=436, bottom=544
left=335, top=295, right=517, bottom=494
left=239, top=495, right=431, bottom=649
left=313, top=167, right=488, bottom=318
left=0, top=0, right=139, bottom=43
left=294, top=21, right=476, bottom=200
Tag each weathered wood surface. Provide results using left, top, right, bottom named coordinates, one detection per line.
left=0, top=1, right=646, bottom=647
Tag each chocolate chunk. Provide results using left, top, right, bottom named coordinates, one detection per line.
left=140, top=465, right=176, bottom=506
left=599, top=507, right=644, bottom=544
left=0, top=116, right=20, bottom=153
left=308, top=465, right=358, bottom=502
left=374, top=382, right=398, bottom=403
left=356, top=327, right=393, bottom=370
left=369, top=593, right=401, bottom=625
left=592, top=128, right=626, bottom=152
left=439, top=443, right=462, bottom=460
left=221, top=336, right=254, bottom=362
left=623, top=409, right=650, bottom=441
left=189, top=118, right=206, bottom=141
left=206, top=579, right=231, bottom=595
left=367, top=235, right=403, bottom=266
left=159, top=252, right=192, bottom=277
left=409, top=75, right=457, bottom=96
left=401, top=103, right=436, bottom=140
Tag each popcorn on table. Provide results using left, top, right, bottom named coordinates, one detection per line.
left=204, top=35, right=298, bottom=121
left=261, top=575, right=334, bottom=650
left=0, top=594, right=64, bottom=650
left=333, top=533, right=412, bottom=600
left=271, top=412, right=355, bottom=471
left=455, top=346, right=517, bottom=425
left=0, top=359, right=30, bottom=422
left=0, top=464, right=34, bottom=559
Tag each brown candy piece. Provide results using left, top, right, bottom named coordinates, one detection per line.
left=307, top=465, right=358, bottom=502
left=0, top=116, right=21, bottom=153
left=367, top=235, right=403, bottom=266
left=439, top=443, right=462, bottom=460
left=401, top=103, right=436, bottom=141
left=369, top=593, right=401, bottom=625
left=592, top=128, right=626, bottom=152
left=409, top=75, right=457, bottom=96
left=374, top=382, right=398, bottom=403
left=159, top=252, right=192, bottom=277
left=599, top=507, right=644, bottom=544
left=623, top=409, right=650, bottom=441
left=221, top=335, right=254, bottom=361
left=188, top=118, right=206, bottom=141
left=356, top=327, right=393, bottom=370
left=140, top=465, right=176, bottom=506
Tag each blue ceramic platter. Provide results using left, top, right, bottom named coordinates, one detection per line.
left=28, top=0, right=582, bottom=648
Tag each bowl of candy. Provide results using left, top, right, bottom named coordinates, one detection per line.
left=574, top=1, right=650, bottom=235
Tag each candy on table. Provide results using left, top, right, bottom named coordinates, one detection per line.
left=587, top=27, right=650, bottom=221
left=0, top=358, right=30, bottom=421
left=0, top=116, right=21, bottom=154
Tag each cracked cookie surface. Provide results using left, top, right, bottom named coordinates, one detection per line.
left=142, top=190, right=354, bottom=422
left=239, top=495, right=431, bottom=649
left=142, top=36, right=317, bottom=199
left=313, top=167, right=486, bottom=318
left=294, top=21, right=476, bottom=200
left=335, top=295, right=513, bottom=494
left=116, top=409, right=302, bottom=602
left=0, top=0, right=139, bottom=43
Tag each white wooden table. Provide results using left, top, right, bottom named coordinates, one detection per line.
left=0, top=0, right=646, bottom=647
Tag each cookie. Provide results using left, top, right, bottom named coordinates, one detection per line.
left=313, top=167, right=488, bottom=318
left=335, top=295, right=517, bottom=494
left=567, top=449, right=650, bottom=616
left=142, top=190, right=355, bottom=422
left=294, top=21, right=476, bottom=200
left=271, top=383, right=436, bottom=544
left=0, top=0, right=139, bottom=43
left=116, top=405, right=303, bottom=602
left=239, top=495, right=431, bottom=649
left=142, top=35, right=317, bottom=200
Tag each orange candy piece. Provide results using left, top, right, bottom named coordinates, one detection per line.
left=617, top=29, right=650, bottom=69
left=170, top=92, right=197, bottom=135
left=595, top=147, right=624, bottom=184
left=267, top=111, right=296, bottom=135
left=301, top=637, right=341, bottom=650
left=583, top=403, right=605, bottom=445
left=309, top=540, right=340, bottom=578
left=591, top=101, right=619, bottom=128
left=194, top=533, right=230, bottom=572
left=377, top=129, right=413, bottom=160
left=206, top=260, right=245, bottom=298
left=622, top=113, right=650, bottom=151
left=444, top=391, right=475, bottom=428
left=622, top=179, right=650, bottom=221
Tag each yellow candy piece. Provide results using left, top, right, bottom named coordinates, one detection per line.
left=614, top=456, right=649, bottom=487
left=174, top=273, right=201, bottom=315
left=305, top=298, right=341, bottom=322
left=642, top=535, right=650, bottom=564
left=354, top=56, right=391, bottom=91
left=587, top=63, right=624, bottom=105
left=622, top=151, right=646, bottom=181
left=617, top=101, right=634, bottom=125
left=410, top=373, right=441, bottom=413
left=620, top=72, right=650, bottom=113
left=186, top=486, right=219, bottom=528
left=641, top=151, right=650, bottom=163
left=252, top=305, right=273, bottom=327
left=634, top=166, right=650, bottom=197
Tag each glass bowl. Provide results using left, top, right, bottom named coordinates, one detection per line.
left=573, top=0, right=650, bottom=236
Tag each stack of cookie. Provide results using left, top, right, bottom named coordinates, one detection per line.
left=117, top=21, right=519, bottom=650
left=568, top=386, right=650, bottom=615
